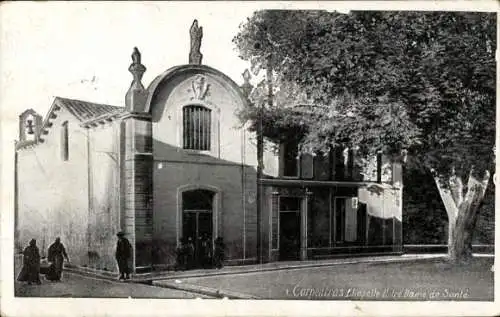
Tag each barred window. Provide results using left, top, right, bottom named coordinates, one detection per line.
left=183, top=105, right=211, bottom=151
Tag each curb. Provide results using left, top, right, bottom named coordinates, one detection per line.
left=152, top=280, right=260, bottom=299
left=151, top=254, right=447, bottom=281
left=63, top=254, right=448, bottom=284
left=64, top=265, right=118, bottom=280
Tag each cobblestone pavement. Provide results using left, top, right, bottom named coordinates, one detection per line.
left=157, top=256, right=494, bottom=301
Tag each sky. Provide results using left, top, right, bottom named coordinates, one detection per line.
left=0, top=2, right=258, bottom=132
left=0, top=1, right=496, bottom=144
left=1, top=1, right=498, bottom=316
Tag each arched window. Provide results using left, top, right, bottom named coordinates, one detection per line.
left=183, top=105, right=211, bottom=151
left=61, top=121, right=69, bottom=161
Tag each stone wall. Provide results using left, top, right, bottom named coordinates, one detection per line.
left=87, top=121, right=121, bottom=271
left=16, top=109, right=89, bottom=265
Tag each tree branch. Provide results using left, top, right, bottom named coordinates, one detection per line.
left=464, top=169, right=490, bottom=203
left=433, top=175, right=459, bottom=221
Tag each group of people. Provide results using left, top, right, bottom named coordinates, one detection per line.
left=17, top=237, right=69, bottom=285
left=175, top=235, right=225, bottom=271
left=17, top=231, right=225, bottom=284
left=17, top=232, right=132, bottom=284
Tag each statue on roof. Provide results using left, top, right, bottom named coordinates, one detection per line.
left=189, top=19, right=203, bottom=65
left=132, top=47, right=141, bottom=64
left=128, top=47, right=146, bottom=84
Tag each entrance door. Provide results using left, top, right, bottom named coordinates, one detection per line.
left=182, top=211, right=213, bottom=267
left=279, top=212, right=301, bottom=260
left=182, top=190, right=214, bottom=268
left=278, top=196, right=302, bottom=261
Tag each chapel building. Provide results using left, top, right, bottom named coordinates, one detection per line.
left=15, top=20, right=404, bottom=273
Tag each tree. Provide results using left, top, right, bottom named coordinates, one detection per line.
left=233, top=10, right=496, bottom=263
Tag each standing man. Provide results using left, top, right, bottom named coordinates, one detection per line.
left=115, top=231, right=132, bottom=281
left=47, top=237, right=69, bottom=281
left=185, top=237, right=195, bottom=270
left=213, top=237, right=225, bottom=269
left=200, top=234, right=213, bottom=269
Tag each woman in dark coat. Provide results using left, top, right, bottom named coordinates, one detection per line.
left=46, top=237, right=69, bottom=281
left=17, top=239, right=41, bottom=285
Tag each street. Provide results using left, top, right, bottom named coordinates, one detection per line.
left=14, top=255, right=493, bottom=300
left=166, top=257, right=494, bottom=300
left=15, top=269, right=212, bottom=298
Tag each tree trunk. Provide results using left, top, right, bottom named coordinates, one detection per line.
left=447, top=220, right=456, bottom=255
left=433, top=169, right=490, bottom=263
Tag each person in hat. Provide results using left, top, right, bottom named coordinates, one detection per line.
left=115, top=231, right=132, bottom=280
left=185, top=237, right=195, bottom=269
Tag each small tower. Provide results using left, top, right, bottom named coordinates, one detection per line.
left=125, top=47, right=148, bottom=113
left=189, top=19, right=203, bottom=65
left=18, top=109, right=43, bottom=145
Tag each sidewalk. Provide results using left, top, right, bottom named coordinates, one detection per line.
left=152, top=255, right=494, bottom=301
left=150, top=254, right=448, bottom=299
left=66, top=253, right=446, bottom=284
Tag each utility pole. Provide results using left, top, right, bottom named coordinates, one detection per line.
left=256, top=97, right=264, bottom=264
left=256, top=58, right=273, bottom=264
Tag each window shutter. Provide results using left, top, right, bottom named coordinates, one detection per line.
left=345, top=198, right=357, bottom=242
left=301, top=153, right=314, bottom=179
left=314, top=153, right=330, bottom=181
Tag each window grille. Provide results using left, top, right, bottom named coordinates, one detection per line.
left=183, top=105, right=211, bottom=151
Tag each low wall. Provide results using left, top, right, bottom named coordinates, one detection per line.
left=403, top=244, right=494, bottom=254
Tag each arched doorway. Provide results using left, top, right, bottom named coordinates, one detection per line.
left=182, top=189, right=214, bottom=268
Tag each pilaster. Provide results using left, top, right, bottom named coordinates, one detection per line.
left=122, top=115, right=153, bottom=272
left=120, top=47, right=154, bottom=272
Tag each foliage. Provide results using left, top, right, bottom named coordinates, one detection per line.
left=403, top=167, right=448, bottom=244
left=233, top=10, right=496, bottom=179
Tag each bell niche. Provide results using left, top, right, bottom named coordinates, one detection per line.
left=18, top=109, right=43, bottom=144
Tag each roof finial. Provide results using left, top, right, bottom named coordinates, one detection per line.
left=128, top=47, right=146, bottom=89
left=189, top=19, right=203, bottom=64
left=126, top=47, right=148, bottom=112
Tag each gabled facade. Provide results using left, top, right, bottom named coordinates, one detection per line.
left=15, top=20, right=403, bottom=273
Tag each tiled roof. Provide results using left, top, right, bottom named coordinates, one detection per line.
left=55, top=97, right=124, bottom=122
